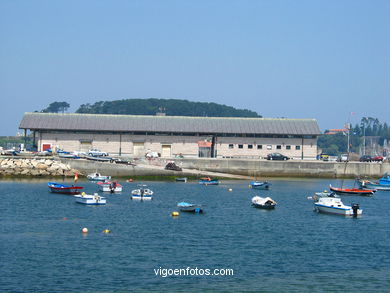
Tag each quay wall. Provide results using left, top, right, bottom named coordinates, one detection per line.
left=173, top=158, right=390, bottom=178
left=1, top=156, right=389, bottom=178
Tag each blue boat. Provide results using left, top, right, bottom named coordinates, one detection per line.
left=48, top=182, right=84, bottom=195
left=198, top=177, right=219, bottom=185
left=250, top=181, right=271, bottom=190
left=358, top=173, right=390, bottom=191
left=177, top=202, right=203, bottom=213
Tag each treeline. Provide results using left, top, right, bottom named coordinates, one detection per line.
left=75, top=98, right=261, bottom=118
left=319, top=117, right=390, bottom=155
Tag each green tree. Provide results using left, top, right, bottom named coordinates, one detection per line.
left=42, top=101, right=70, bottom=113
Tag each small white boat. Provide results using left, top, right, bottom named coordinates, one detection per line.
left=131, top=185, right=153, bottom=200
left=250, top=181, right=271, bottom=190
left=75, top=193, right=106, bottom=205
left=251, top=196, right=277, bottom=209
left=97, top=181, right=122, bottom=193
left=314, top=197, right=362, bottom=216
left=87, top=173, right=111, bottom=182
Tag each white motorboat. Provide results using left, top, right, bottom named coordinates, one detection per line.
left=97, top=181, right=122, bottom=193
left=251, top=196, right=277, bottom=209
left=87, top=172, right=111, bottom=182
left=131, top=185, right=153, bottom=200
left=75, top=193, right=106, bottom=205
left=314, top=197, right=362, bottom=216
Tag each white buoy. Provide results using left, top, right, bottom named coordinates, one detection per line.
left=81, top=227, right=88, bottom=233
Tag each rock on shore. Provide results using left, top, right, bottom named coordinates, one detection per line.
left=0, top=158, right=80, bottom=177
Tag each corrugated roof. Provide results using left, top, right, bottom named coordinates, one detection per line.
left=19, top=112, right=321, bottom=135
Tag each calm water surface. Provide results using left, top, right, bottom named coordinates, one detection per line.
left=1, top=178, right=390, bottom=292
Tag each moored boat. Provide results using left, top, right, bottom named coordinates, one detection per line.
left=199, top=177, right=219, bottom=185
left=177, top=202, right=203, bottom=213
left=97, top=181, right=122, bottom=193
left=329, top=185, right=376, bottom=196
left=357, top=173, right=390, bottom=191
left=75, top=193, right=106, bottom=205
left=87, top=173, right=111, bottom=182
left=251, top=196, right=276, bottom=209
left=175, top=177, right=188, bottom=183
left=48, top=182, right=84, bottom=195
left=314, top=196, right=362, bottom=217
left=131, top=185, right=153, bottom=200
left=250, top=181, right=271, bottom=190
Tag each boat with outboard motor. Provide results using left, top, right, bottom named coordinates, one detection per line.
left=250, top=181, right=271, bottom=190
left=74, top=192, right=106, bottom=205
left=251, top=196, right=276, bottom=209
left=97, top=181, right=122, bottom=193
left=177, top=202, right=203, bottom=213
left=314, top=196, right=362, bottom=216
left=131, top=185, right=153, bottom=200
left=48, top=182, right=84, bottom=195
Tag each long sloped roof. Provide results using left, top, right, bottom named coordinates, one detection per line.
left=19, top=112, right=321, bottom=135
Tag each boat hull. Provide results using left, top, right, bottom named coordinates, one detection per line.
left=252, top=203, right=275, bottom=209
left=131, top=195, right=153, bottom=200
left=199, top=180, right=219, bottom=185
left=358, top=180, right=390, bottom=191
left=48, top=182, right=83, bottom=195
left=250, top=181, right=271, bottom=190
left=76, top=197, right=106, bottom=205
left=314, top=203, right=362, bottom=216
left=329, top=186, right=375, bottom=196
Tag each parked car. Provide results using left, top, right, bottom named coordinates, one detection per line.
left=88, top=148, right=109, bottom=157
left=266, top=153, right=290, bottom=161
left=337, top=154, right=349, bottom=162
left=372, top=156, right=384, bottom=162
left=359, top=155, right=372, bottom=162
left=165, top=161, right=182, bottom=171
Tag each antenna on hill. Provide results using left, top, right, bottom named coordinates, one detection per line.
left=156, top=107, right=166, bottom=116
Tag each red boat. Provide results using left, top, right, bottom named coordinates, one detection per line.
left=329, top=185, right=376, bottom=196
left=48, top=182, right=84, bottom=195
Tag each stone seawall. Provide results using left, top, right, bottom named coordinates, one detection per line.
left=0, top=157, right=79, bottom=177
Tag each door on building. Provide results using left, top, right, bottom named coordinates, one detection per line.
left=133, top=142, right=145, bottom=157
left=79, top=141, right=92, bottom=152
left=161, top=144, right=172, bottom=158
left=198, top=141, right=212, bottom=158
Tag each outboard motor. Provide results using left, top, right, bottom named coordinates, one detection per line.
left=352, top=203, right=360, bottom=217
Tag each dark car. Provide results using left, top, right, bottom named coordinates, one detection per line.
left=165, top=162, right=182, bottom=171
left=266, top=153, right=290, bottom=161
left=359, top=155, right=372, bottom=162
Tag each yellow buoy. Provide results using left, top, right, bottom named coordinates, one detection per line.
left=171, top=211, right=180, bottom=217
left=81, top=227, right=88, bottom=233
left=102, top=229, right=111, bottom=234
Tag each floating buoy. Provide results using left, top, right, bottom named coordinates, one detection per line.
left=171, top=211, right=180, bottom=217
left=248, top=185, right=251, bottom=188
left=62, top=217, right=68, bottom=220
left=228, top=188, right=233, bottom=192
left=81, top=227, right=88, bottom=233
left=102, top=229, right=111, bottom=234
left=127, top=178, right=133, bottom=182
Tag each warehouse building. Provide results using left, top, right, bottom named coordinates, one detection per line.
left=19, top=112, right=321, bottom=159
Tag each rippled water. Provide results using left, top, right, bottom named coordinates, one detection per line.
left=1, top=178, right=390, bottom=292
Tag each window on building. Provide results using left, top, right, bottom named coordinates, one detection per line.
left=229, top=144, right=234, bottom=149
left=248, top=144, right=253, bottom=149
left=276, top=145, right=281, bottom=150
left=267, top=145, right=272, bottom=150
left=238, top=144, right=243, bottom=149
left=257, top=145, right=262, bottom=150
left=296, top=145, right=301, bottom=150
left=286, top=145, right=291, bottom=150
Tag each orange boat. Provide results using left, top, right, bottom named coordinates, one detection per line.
left=329, top=185, right=376, bottom=196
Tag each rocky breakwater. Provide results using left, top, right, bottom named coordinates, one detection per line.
left=0, top=158, right=79, bottom=177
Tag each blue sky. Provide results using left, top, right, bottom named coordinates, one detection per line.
left=1, top=0, right=389, bottom=135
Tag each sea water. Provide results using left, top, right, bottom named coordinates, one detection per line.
left=1, top=178, right=389, bottom=292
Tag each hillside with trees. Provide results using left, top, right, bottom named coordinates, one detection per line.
left=75, top=98, right=261, bottom=118
left=318, top=117, right=390, bottom=156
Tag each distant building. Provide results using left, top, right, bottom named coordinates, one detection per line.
left=19, top=112, right=321, bottom=159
